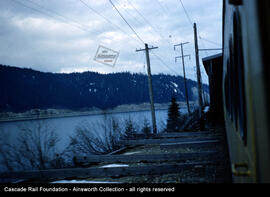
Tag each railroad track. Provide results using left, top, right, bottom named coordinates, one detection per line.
left=0, top=130, right=230, bottom=183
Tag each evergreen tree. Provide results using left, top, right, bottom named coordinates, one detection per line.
left=166, top=96, right=181, bottom=132
left=141, top=118, right=151, bottom=135
left=124, top=118, right=137, bottom=139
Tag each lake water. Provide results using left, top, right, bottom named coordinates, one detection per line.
left=0, top=108, right=191, bottom=172
left=0, top=109, right=173, bottom=152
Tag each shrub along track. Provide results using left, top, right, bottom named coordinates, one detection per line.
left=59, top=128, right=231, bottom=183
left=0, top=128, right=231, bottom=183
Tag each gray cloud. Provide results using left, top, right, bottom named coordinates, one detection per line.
left=0, top=0, right=222, bottom=82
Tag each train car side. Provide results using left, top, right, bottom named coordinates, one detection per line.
left=222, top=0, right=270, bottom=183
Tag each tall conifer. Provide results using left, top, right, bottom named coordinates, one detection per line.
left=166, top=96, right=181, bottom=132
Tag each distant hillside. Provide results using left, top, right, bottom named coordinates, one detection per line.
left=0, top=64, right=209, bottom=112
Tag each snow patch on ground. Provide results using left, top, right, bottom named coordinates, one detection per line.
left=203, top=106, right=210, bottom=113
left=51, top=180, right=121, bottom=184
left=123, top=151, right=141, bottom=155
left=99, top=164, right=129, bottom=168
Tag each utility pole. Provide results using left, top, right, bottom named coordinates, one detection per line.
left=174, top=42, right=191, bottom=115
left=136, top=43, right=158, bottom=134
left=193, top=23, right=203, bottom=118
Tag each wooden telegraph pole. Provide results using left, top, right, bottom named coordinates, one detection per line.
left=136, top=44, right=158, bottom=134
left=193, top=23, right=203, bottom=118
left=174, top=42, right=191, bottom=115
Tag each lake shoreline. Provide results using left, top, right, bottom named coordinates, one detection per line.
left=0, top=102, right=195, bottom=123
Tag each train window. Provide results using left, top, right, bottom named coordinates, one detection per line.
left=227, top=38, right=233, bottom=121
left=233, top=11, right=247, bottom=145
left=224, top=11, right=247, bottom=146
left=224, top=59, right=230, bottom=115
left=228, top=37, right=234, bottom=123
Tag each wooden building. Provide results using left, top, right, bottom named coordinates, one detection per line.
left=202, top=53, right=224, bottom=125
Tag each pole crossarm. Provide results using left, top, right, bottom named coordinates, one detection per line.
left=175, top=55, right=191, bottom=62
left=174, top=42, right=189, bottom=50
left=198, top=48, right=222, bottom=51
left=136, top=46, right=158, bottom=52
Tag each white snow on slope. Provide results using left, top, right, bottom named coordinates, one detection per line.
left=171, top=82, right=178, bottom=88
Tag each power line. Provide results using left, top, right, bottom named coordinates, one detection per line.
left=109, top=0, right=145, bottom=45
left=177, top=0, right=222, bottom=55
left=154, top=0, right=175, bottom=42
left=24, top=0, right=99, bottom=33
left=79, top=0, right=128, bottom=35
left=11, top=0, right=100, bottom=34
left=125, top=0, right=160, bottom=36
left=119, top=0, right=179, bottom=74
left=151, top=51, right=179, bottom=74
left=85, top=0, right=175, bottom=74
left=115, top=0, right=145, bottom=28
left=124, top=0, right=174, bottom=47
left=12, top=0, right=187, bottom=76
left=199, top=38, right=209, bottom=57
left=156, top=0, right=169, bottom=15
left=159, top=0, right=170, bottom=13
left=79, top=0, right=178, bottom=75
left=94, top=0, right=181, bottom=76
left=116, top=0, right=174, bottom=51
left=109, top=0, right=177, bottom=75
left=178, top=0, right=193, bottom=27
left=111, top=0, right=179, bottom=75
left=79, top=0, right=147, bottom=50
left=199, top=36, right=222, bottom=47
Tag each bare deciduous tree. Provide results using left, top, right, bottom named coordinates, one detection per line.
left=0, top=120, right=61, bottom=171
left=0, top=130, right=14, bottom=172
left=67, top=117, right=124, bottom=157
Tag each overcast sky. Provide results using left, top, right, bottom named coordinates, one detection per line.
left=0, top=0, right=222, bottom=83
